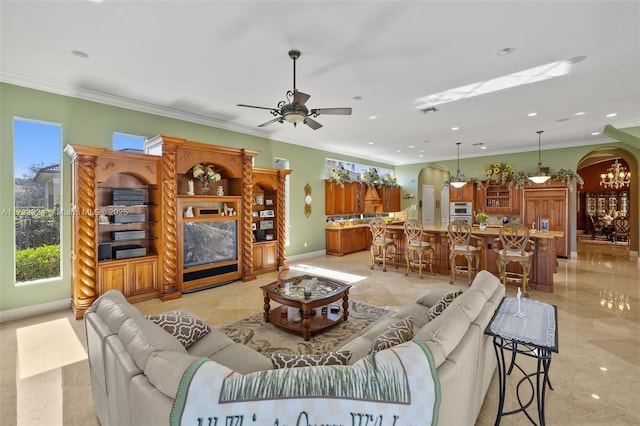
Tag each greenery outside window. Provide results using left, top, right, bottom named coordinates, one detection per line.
left=13, top=118, right=62, bottom=284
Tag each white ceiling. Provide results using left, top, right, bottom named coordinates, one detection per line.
left=2, top=1, right=639, bottom=166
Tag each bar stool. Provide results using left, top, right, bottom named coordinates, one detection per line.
left=370, top=217, right=397, bottom=272
left=494, top=223, right=534, bottom=297
left=447, top=220, right=482, bottom=285
left=403, top=219, right=434, bottom=279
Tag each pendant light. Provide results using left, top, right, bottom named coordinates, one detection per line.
left=450, top=142, right=467, bottom=188
left=528, top=130, right=551, bottom=184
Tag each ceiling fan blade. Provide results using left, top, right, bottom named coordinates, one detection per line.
left=258, top=117, right=282, bottom=128
left=310, top=107, right=352, bottom=116
left=237, top=103, right=278, bottom=111
left=304, top=117, right=323, bottom=130
left=293, top=91, right=310, bottom=106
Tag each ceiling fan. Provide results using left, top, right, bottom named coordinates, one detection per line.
left=237, top=49, right=352, bottom=130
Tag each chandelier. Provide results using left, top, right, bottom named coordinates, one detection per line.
left=600, top=159, right=631, bottom=189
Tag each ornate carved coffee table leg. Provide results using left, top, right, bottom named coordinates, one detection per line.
left=263, top=294, right=271, bottom=323
left=302, top=307, right=311, bottom=341
left=342, top=290, right=350, bottom=321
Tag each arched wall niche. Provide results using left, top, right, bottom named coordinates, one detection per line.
left=577, top=146, right=637, bottom=253
left=417, top=164, right=450, bottom=226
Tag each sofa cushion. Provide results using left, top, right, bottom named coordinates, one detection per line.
left=415, top=304, right=473, bottom=367
left=117, top=317, right=187, bottom=371
left=93, top=290, right=145, bottom=333
left=369, top=316, right=414, bottom=353
left=209, top=343, right=273, bottom=374
left=392, top=303, right=431, bottom=330
left=186, top=327, right=236, bottom=357
left=146, top=311, right=211, bottom=349
left=416, top=288, right=453, bottom=308
left=427, top=290, right=463, bottom=321
left=144, top=351, right=202, bottom=399
left=270, top=351, right=352, bottom=369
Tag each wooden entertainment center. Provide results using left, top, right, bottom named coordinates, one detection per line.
left=65, top=136, right=291, bottom=318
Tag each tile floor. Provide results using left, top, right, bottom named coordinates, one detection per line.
left=0, top=243, right=638, bottom=425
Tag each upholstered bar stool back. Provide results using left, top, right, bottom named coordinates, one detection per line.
left=494, top=224, right=534, bottom=296
left=370, top=217, right=397, bottom=272
left=403, top=219, right=435, bottom=279
left=447, top=220, right=482, bottom=285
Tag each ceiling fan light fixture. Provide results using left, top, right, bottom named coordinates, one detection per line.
left=283, top=112, right=306, bottom=124
left=528, top=130, right=552, bottom=184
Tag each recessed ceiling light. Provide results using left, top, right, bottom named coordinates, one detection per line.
left=396, top=150, right=401, bottom=153
left=451, top=127, right=459, bottom=131
left=420, top=150, right=425, bottom=153
left=481, top=146, right=487, bottom=150
left=575, top=112, right=585, bottom=116
left=408, top=145, right=414, bottom=148
left=368, top=141, right=374, bottom=145
left=591, top=132, right=600, bottom=136
left=606, top=113, right=617, bottom=117
left=528, top=112, right=537, bottom=117
left=497, top=47, right=516, bottom=56
left=368, top=115, right=377, bottom=120
left=71, top=50, right=89, bottom=58
left=418, top=154, right=424, bottom=158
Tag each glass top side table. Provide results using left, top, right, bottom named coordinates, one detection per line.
left=485, top=297, right=559, bottom=426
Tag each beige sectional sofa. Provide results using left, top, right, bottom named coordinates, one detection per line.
left=84, top=270, right=504, bottom=425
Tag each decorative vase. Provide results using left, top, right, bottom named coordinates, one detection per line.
left=202, top=181, right=210, bottom=195
left=479, top=223, right=487, bottom=230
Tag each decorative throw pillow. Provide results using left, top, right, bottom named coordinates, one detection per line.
left=427, top=290, right=463, bottom=321
left=146, top=311, right=211, bottom=349
left=270, top=351, right=352, bottom=369
left=369, top=317, right=414, bottom=354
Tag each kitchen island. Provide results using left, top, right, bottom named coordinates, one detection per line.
left=326, top=222, right=563, bottom=292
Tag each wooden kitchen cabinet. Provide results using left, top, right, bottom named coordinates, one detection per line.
left=477, top=182, right=522, bottom=214
left=379, top=186, right=401, bottom=212
left=449, top=184, right=475, bottom=203
left=325, top=181, right=365, bottom=215
left=326, top=226, right=369, bottom=256
left=522, top=184, right=569, bottom=258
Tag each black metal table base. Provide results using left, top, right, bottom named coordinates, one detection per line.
left=493, top=338, right=553, bottom=426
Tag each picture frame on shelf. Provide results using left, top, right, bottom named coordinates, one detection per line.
left=260, top=220, right=274, bottom=230
left=251, top=223, right=257, bottom=230
left=265, top=199, right=274, bottom=206
left=255, top=195, right=264, bottom=206
left=252, top=211, right=259, bottom=218
left=265, top=234, right=274, bottom=241
left=260, top=209, right=275, bottom=218
left=539, top=218, right=550, bottom=233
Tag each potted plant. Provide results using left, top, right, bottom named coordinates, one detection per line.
left=475, top=212, right=489, bottom=230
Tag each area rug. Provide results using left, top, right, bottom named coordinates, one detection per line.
left=219, top=300, right=392, bottom=356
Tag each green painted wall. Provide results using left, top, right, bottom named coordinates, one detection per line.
left=0, top=83, right=392, bottom=312
left=2, top=83, right=637, bottom=313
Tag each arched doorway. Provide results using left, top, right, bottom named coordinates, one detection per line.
left=417, top=164, right=450, bottom=227
left=576, top=147, right=637, bottom=253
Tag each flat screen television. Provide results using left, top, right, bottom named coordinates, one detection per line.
left=183, top=220, right=238, bottom=269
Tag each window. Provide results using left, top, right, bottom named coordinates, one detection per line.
left=113, top=132, right=146, bottom=152
left=13, top=118, right=62, bottom=284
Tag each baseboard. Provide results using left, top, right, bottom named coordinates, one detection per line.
left=287, top=249, right=326, bottom=262
left=0, top=298, right=71, bottom=324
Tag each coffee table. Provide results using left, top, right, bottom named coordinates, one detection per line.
left=261, top=274, right=351, bottom=341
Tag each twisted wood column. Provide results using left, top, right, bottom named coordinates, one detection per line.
left=277, top=172, right=288, bottom=270
left=74, top=154, right=97, bottom=316
left=242, top=152, right=255, bottom=279
left=160, top=145, right=179, bottom=298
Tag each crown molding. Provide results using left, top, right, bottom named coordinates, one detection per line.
left=1, top=72, right=272, bottom=141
